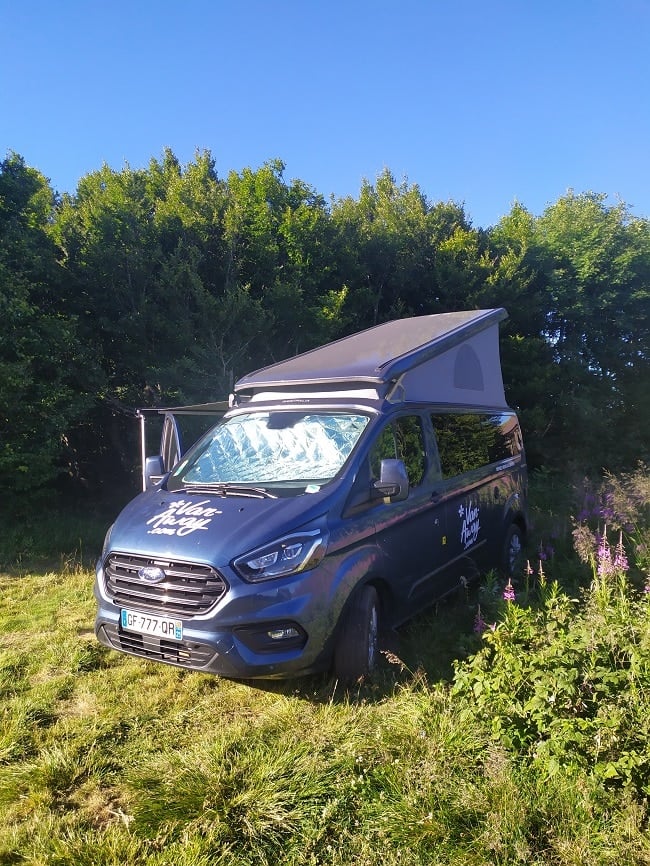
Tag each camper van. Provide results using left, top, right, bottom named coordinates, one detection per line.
left=94, top=309, right=528, bottom=681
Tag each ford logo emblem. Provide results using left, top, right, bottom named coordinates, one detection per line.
left=138, top=566, right=166, bottom=584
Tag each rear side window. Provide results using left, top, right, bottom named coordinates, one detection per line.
left=431, top=412, right=521, bottom=479
left=369, top=415, right=427, bottom=487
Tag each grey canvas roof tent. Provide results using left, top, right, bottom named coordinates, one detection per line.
left=233, top=308, right=509, bottom=409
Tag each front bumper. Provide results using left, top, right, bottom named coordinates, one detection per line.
left=93, top=560, right=338, bottom=679
left=94, top=616, right=318, bottom=679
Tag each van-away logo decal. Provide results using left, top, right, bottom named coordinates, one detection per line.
left=458, top=501, right=480, bottom=549
left=146, top=499, right=222, bottom=537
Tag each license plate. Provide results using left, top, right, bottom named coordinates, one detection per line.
left=120, top=608, right=183, bottom=640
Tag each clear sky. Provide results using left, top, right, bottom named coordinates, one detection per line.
left=2, top=0, right=650, bottom=228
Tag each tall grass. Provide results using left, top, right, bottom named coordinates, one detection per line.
left=0, top=510, right=108, bottom=574
left=1, top=467, right=650, bottom=864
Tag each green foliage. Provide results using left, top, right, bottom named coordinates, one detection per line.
left=530, top=193, right=650, bottom=470
left=454, top=464, right=650, bottom=799
left=222, top=159, right=340, bottom=359
left=330, top=170, right=435, bottom=327
left=0, top=154, right=98, bottom=500
left=453, top=584, right=650, bottom=788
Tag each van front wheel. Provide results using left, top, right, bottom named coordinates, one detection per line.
left=333, top=586, right=379, bottom=683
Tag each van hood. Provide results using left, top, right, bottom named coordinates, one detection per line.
left=106, top=487, right=333, bottom=566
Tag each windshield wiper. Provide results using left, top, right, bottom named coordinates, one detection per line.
left=182, top=483, right=277, bottom=499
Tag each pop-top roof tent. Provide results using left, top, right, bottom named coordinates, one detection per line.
left=234, top=308, right=509, bottom=409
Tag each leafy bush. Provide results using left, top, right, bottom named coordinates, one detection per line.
left=452, top=464, right=650, bottom=800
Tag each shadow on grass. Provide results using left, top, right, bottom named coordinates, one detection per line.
left=237, top=587, right=482, bottom=706
left=0, top=513, right=109, bottom=575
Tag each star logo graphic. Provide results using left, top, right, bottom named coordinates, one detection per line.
left=458, top=504, right=465, bottom=518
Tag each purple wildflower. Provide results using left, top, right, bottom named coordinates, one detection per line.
left=503, top=580, right=516, bottom=602
left=613, top=531, right=629, bottom=574
left=578, top=490, right=600, bottom=523
left=597, top=528, right=629, bottom=577
left=473, top=605, right=486, bottom=634
left=525, top=560, right=534, bottom=576
left=597, top=531, right=613, bottom=578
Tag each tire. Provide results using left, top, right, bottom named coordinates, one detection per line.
left=502, top=523, right=524, bottom=577
left=333, top=586, right=380, bottom=683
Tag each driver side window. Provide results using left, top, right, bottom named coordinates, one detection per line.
left=369, top=415, right=426, bottom=488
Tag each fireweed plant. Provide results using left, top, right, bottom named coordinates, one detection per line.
left=572, top=464, right=650, bottom=588
left=454, top=464, right=650, bottom=807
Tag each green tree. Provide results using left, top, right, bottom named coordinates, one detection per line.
left=531, top=192, right=650, bottom=469
left=223, top=159, right=337, bottom=360
left=331, top=170, right=445, bottom=330
left=478, top=204, right=562, bottom=466
left=427, top=202, right=492, bottom=311
left=0, top=153, right=96, bottom=500
left=145, top=150, right=266, bottom=398
left=53, top=161, right=163, bottom=401
left=11, top=141, right=647, bottom=503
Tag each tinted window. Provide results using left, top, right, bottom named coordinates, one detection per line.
left=431, top=412, right=520, bottom=479
left=370, top=415, right=426, bottom=487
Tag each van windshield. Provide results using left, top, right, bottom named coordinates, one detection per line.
left=167, top=411, right=370, bottom=493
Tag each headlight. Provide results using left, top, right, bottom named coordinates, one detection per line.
left=233, top=530, right=327, bottom=582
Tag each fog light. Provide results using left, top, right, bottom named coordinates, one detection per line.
left=267, top=626, right=301, bottom=641
left=234, top=622, right=307, bottom=653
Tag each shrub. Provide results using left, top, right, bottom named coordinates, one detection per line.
left=452, top=464, right=650, bottom=800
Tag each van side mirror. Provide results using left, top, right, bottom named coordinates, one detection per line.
left=144, top=455, right=165, bottom=490
left=373, top=458, right=409, bottom=502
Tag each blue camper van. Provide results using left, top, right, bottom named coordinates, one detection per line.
left=94, top=309, right=528, bottom=681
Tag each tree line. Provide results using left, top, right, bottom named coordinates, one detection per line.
left=1, top=149, right=648, bottom=509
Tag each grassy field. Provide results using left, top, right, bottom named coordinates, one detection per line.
left=2, top=469, right=650, bottom=865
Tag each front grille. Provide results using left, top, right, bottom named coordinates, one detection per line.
left=101, top=623, right=215, bottom=668
left=104, top=553, right=227, bottom=617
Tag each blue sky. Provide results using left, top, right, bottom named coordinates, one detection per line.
left=2, top=0, right=650, bottom=228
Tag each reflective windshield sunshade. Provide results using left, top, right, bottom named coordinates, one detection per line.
left=172, top=412, right=369, bottom=488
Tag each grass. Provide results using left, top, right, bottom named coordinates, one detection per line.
left=2, top=469, right=650, bottom=864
